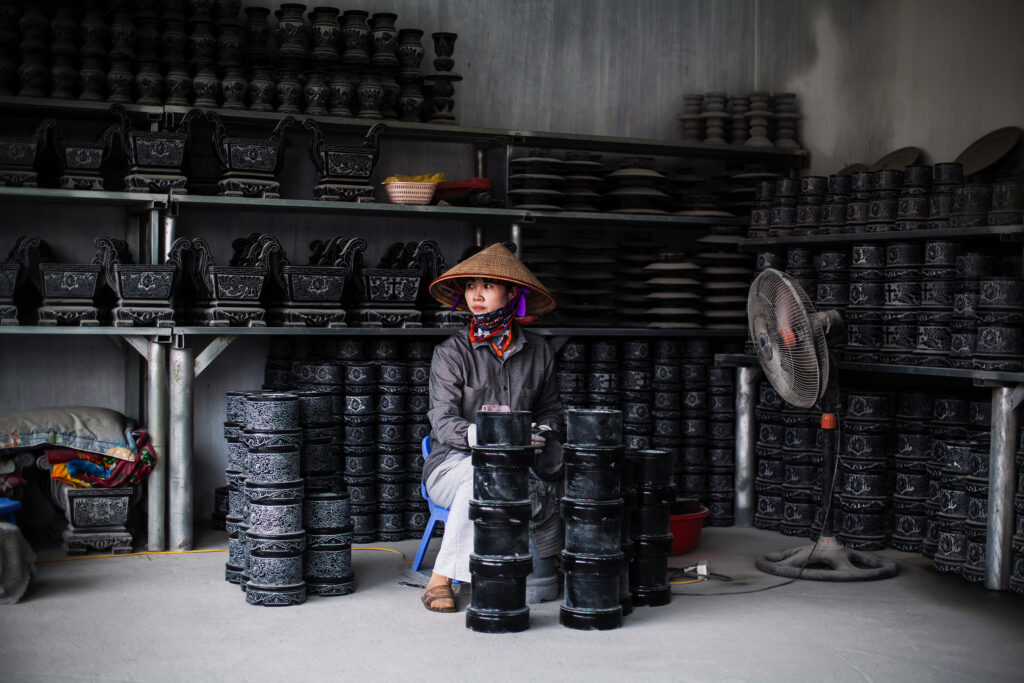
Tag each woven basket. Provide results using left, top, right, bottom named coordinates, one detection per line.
left=385, top=181, right=436, bottom=205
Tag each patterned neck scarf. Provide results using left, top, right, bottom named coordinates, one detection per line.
left=469, top=302, right=515, bottom=357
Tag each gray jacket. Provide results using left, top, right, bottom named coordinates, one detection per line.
left=423, top=322, right=564, bottom=483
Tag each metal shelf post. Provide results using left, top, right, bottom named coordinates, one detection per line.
left=734, top=365, right=760, bottom=527
left=168, top=336, right=194, bottom=550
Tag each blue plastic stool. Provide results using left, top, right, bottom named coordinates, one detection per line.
left=411, top=435, right=451, bottom=572
left=0, top=497, right=22, bottom=524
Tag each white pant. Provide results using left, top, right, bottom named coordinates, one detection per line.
left=424, top=453, right=564, bottom=583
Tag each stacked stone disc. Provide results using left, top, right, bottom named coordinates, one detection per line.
left=223, top=390, right=250, bottom=584
left=561, top=409, right=626, bottom=630
left=466, top=411, right=534, bottom=634
left=951, top=252, right=995, bottom=369
left=961, top=400, right=993, bottom=583
left=753, top=381, right=785, bottom=531
left=1011, top=424, right=1024, bottom=595
left=779, top=402, right=822, bottom=539
left=627, top=447, right=674, bottom=607
left=652, top=340, right=683, bottom=484
left=556, top=341, right=588, bottom=414
left=343, top=358, right=379, bottom=543
left=620, top=340, right=654, bottom=454
left=404, top=342, right=434, bottom=539
left=916, top=241, right=959, bottom=367
left=975, top=277, right=1024, bottom=372
left=927, top=163, right=964, bottom=230
left=837, top=392, right=893, bottom=550
left=375, top=341, right=409, bottom=543
left=923, top=396, right=971, bottom=562
left=241, top=392, right=306, bottom=606
left=706, top=365, right=736, bottom=526
left=655, top=341, right=691, bottom=498
left=846, top=244, right=886, bottom=362
left=890, top=392, right=933, bottom=553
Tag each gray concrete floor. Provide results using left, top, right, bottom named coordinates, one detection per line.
left=3, top=525, right=1024, bottom=682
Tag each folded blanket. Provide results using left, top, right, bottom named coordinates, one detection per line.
left=46, top=431, right=157, bottom=488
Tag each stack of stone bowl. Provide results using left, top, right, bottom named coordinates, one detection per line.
left=651, top=339, right=684, bottom=483
left=696, top=231, right=751, bottom=330
left=343, top=359, right=379, bottom=543
left=950, top=252, right=996, bottom=368
left=895, top=165, right=931, bottom=231
left=793, top=175, right=826, bottom=236
left=818, top=174, right=851, bottom=235
left=605, top=158, right=671, bottom=215
left=927, top=163, right=964, bottom=230
left=671, top=342, right=705, bottom=501
left=868, top=169, right=901, bottom=233
left=705, top=366, right=736, bottom=526
left=375, top=344, right=409, bottom=542
left=404, top=341, right=434, bottom=539
left=988, top=173, right=1024, bottom=227
left=746, top=180, right=775, bottom=238
left=923, top=396, right=971, bottom=562
left=560, top=409, right=627, bottom=630
left=304, top=491, right=355, bottom=596
left=837, top=392, right=893, bottom=551
left=890, top=392, right=933, bottom=553
left=975, top=277, right=1024, bottom=372
left=915, top=241, right=960, bottom=367
left=961, top=400, right=993, bottom=583
left=815, top=249, right=850, bottom=324
left=753, top=381, right=785, bottom=531
left=508, top=149, right=566, bottom=211
left=627, top=448, right=674, bottom=607
left=556, top=341, right=588, bottom=414
left=768, top=177, right=797, bottom=237
left=560, top=152, right=607, bottom=212
left=881, top=243, right=923, bottom=365
left=587, top=340, right=621, bottom=412
left=950, top=183, right=991, bottom=228
left=844, top=171, right=873, bottom=234
left=642, top=252, right=703, bottom=329
left=779, top=403, right=821, bottom=539
left=559, top=242, right=617, bottom=327
left=241, top=392, right=307, bottom=606
left=620, top=340, right=654, bottom=456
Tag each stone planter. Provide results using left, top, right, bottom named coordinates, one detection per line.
left=60, top=486, right=138, bottom=555
left=303, top=119, right=387, bottom=201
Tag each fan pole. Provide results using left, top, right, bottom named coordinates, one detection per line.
left=819, top=413, right=838, bottom=539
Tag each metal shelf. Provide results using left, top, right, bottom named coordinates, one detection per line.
left=0, top=186, right=165, bottom=208
left=740, top=224, right=1024, bottom=251
left=715, top=353, right=1024, bottom=385
left=168, top=194, right=526, bottom=224
left=522, top=209, right=748, bottom=228
left=0, top=95, right=163, bottom=122
left=170, top=326, right=746, bottom=338
left=0, top=326, right=172, bottom=337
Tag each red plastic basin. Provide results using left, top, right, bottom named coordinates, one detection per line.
left=670, top=505, right=709, bottom=555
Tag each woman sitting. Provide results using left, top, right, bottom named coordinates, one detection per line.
left=420, top=243, right=564, bottom=613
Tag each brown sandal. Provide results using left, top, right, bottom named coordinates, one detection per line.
left=422, top=584, right=457, bottom=613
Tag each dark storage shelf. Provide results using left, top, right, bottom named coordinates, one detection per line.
left=0, top=187, right=165, bottom=208
left=715, top=352, right=1024, bottom=385
left=0, top=326, right=171, bottom=337
left=740, top=224, right=1024, bottom=251
left=172, top=326, right=746, bottom=338
left=522, top=209, right=748, bottom=228
left=0, top=95, right=163, bottom=123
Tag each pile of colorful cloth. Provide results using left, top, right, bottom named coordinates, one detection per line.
left=46, top=431, right=157, bottom=488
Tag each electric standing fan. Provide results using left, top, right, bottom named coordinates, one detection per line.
left=747, top=268, right=898, bottom=580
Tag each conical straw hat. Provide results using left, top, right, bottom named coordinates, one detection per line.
left=429, top=243, right=557, bottom=316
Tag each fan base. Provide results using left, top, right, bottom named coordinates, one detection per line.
left=755, top=535, right=899, bottom=581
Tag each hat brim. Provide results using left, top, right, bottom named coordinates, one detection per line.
left=428, top=243, right=557, bottom=316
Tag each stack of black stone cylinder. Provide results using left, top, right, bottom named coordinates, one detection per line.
left=838, top=392, right=893, bottom=550
left=916, top=241, right=958, bottom=365
left=779, top=401, right=822, bottom=538
left=241, top=392, right=307, bottom=606
left=344, top=357, right=378, bottom=543
left=951, top=252, right=995, bottom=368
left=304, top=490, right=355, bottom=596
left=882, top=242, right=922, bottom=365
left=404, top=345, right=433, bottom=539
left=555, top=341, right=588, bottom=414
left=753, top=381, right=785, bottom=531
left=628, top=447, right=674, bottom=607
left=846, top=244, right=885, bottom=362
left=587, top=340, right=621, bottom=412
left=793, top=175, right=826, bottom=236
left=466, top=411, right=534, bottom=634
left=296, top=391, right=342, bottom=495
left=671, top=340, right=704, bottom=502
left=890, top=392, right=933, bottom=553
left=923, top=396, right=971, bottom=563
left=1011, top=425, right=1024, bottom=595
left=815, top=249, right=850, bottom=321
left=376, top=342, right=408, bottom=543
left=620, top=340, right=654, bottom=454
left=961, top=400, right=993, bottom=583
left=561, top=409, right=626, bottom=630
left=785, top=247, right=816, bottom=301
left=975, top=276, right=1024, bottom=372
left=706, top=366, right=736, bottom=526
left=223, top=390, right=249, bottom=585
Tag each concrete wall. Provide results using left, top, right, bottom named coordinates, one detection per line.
left=755, top=0, right=1024, bottom=174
